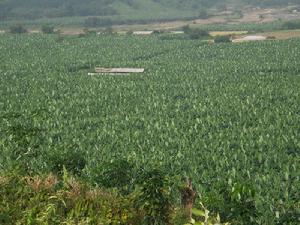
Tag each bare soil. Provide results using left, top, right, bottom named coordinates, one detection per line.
left=232, top=35, right=267, bottom=42
left=257, top=29, right=300, bottom=40
left=111, top=7, right=300, bottom=32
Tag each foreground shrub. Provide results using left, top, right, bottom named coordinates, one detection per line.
left=0, top=170, right=138, bottom=224
left=97, top=159, right=135, bottom=190
left=9, top=24, right=27, bottom=34
left=0, top=170, right=230, bottom=225
left=135, top=169, right=173, bottom=225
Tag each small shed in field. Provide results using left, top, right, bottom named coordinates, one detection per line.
left=133, top=31, right=153, bottom=35
left=88, top=67, right=145, bottom=76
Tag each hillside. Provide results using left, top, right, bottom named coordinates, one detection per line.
left=0, top=0, right=299, bottom=23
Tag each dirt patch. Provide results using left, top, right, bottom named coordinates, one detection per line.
left=258, top=29, right=300, bottom=40
left=192, top=16, right=227, bottom=25
left=28, top=30, right=41, bottom=34
left=110, top=7, right=300, bottom=32
left=112, top=20, right=189, bottom=31
left=236, top=8, right=300, bottom=23
left=210, top=31, right=248, bottom=37
left=59, top=28, right=85, bottom=35
left=233, top=35, right=267, bottom=42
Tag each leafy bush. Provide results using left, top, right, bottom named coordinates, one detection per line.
left=46, top=147, right=86, bottom=176
left=98, top=159, right=135, bottom=190
left=135, top=169, right=173, bottom=225
left=182, top=25, right=210, bottom=40
left=205, top=181, right=259, bottom=225
left=0, top=170, right=229, bottom=225
left=0, top=171, right=138, bottom=224
left=189, top=29, right=210, bottom=40
left=214, top=35, right=232, bottom=43
left=9, top=24, right=27, bottom=34
left=0, top=111, right=46, bottom=172
left=41, top=24, right=55, bottom=34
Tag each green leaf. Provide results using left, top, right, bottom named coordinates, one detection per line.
left=192, top=208, right=205, bottom=217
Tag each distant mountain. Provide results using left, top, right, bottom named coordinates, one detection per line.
left=0, top=0, right=299, bottom=21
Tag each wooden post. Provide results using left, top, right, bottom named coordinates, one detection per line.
left=181, top=178, right=197, bottom=223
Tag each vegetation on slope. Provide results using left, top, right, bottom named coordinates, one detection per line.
left=0, top=0, right=299, bottom=22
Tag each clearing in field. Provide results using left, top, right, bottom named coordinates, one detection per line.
left=232, top=35, right=267, bottom=42
left=209, top=31, right=248, bottom=37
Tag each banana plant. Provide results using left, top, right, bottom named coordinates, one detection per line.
left=184, top=203, right=230, bottom=225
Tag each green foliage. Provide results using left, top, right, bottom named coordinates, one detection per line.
left=9, top=24, right=27, bottom=34
left=199, top=8, right=209, bottom=19
left=0, top=0, right=299, bottom=29
left=214, top=35, right=232, bottom=43
left=182, top=25, right=210, bottom=39
left=96, top=159, right=135, bottom=190
left=41, top=24, right=55, bottom=34
left=282, top=20, right=300, bottom=30
left=0, top=0, right=299, bottom=22
left=0, top=35, right=300, bottom=224
left=222, top=182, right=258, bottom=224
left=46, top=146, right=86, bottom=175
left=84, top=17, right=114, bottom=27
left=203, top=181, right=259, bottom=225
left=191, top=204, right=230, bottom=225
left=0, top=111, right=46, bottom=171
left=0, top=171, right=138, bottom=224
left=135, top=169, right=173, bottom=225
left=171, top=204, right=230, bottom=225
left=0, top=171, right=231, bottom=225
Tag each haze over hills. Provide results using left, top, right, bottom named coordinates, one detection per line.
left=0, top=0, right=299, bottom=22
